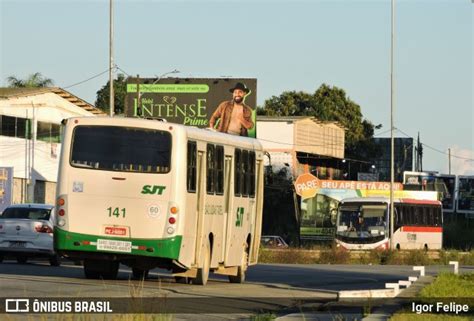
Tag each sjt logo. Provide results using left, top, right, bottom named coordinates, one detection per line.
left=141, top=185, right=166, bottom=195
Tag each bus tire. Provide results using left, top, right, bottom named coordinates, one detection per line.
left=228, top=247, right=248, bottom=284
left=0, top=255, right=4, bottom=263
left=132, top=268, right=149, bottom=280
left=194, top=240, right=210, bottom=285
left=16, top=256, right=28, bottom=264
left=174, top=276, right=189, bottom=284
left=84, top=259, right=119, bottom=280
left=49, top=254, right=61, bottom=267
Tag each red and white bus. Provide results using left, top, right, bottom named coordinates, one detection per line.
left=335, top=197, right=442, bottom=250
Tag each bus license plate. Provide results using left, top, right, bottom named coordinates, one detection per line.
left=97, top=239, right=132, bottom=253
left=9, top=241, right=26, bottom=248
left=104, top=226, right=129, bottom=236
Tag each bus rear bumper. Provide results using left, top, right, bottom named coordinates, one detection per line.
left=54, top=228, right=182, bottom=260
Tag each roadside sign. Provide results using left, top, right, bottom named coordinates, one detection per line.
left=294, top=173, right=320, bottom=200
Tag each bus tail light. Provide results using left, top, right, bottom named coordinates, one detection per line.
left=56, top=195, right=67, bottom=226
left=167, top=203, right=179, bottom=234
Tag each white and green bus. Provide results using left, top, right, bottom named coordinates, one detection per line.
left=54, top=117, right=264, bottom=285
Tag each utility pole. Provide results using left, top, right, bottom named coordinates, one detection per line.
left=136, top=74, right=140, bottom=117
left=419, top=134, right=423, bottom=171
left=390, top=0, right=396, bottom=250
left=448, top=148, right=451, bottom=175
left=109, top=0, right=114, bottom=117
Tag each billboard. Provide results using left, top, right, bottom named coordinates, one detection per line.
left=298, top=178, right=432, bottom=241
left=125, top=78, right=257, bottom=138
left=403, top=171, right=456, bottom=213
left=457, top=176, right=474, bottom=214
left=0, top=167, right=13, bottom=213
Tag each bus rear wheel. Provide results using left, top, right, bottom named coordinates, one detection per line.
left=49, top=254, right=61, bottom=267
left=84, top=259, right=119, bottom=280
left=132, top=268, right=149, bottom=280
left=228, top=247, right=248, bottom=284
left=194, top=240, right=210, bottom=285
left=16, top=256, right=28, bottom=264
left=174, top=276, right=190, bottom=284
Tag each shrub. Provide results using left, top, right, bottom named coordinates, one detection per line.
left=438, top=249, right=460, bottom=265
left=383, top=250, right=405, bottom=265
left=459, top=250, right=474, bottom=265
left=403, top=250, right=431, bottom=266
left=318, top=246, right=350, bottom=264
left=258, top=248, right=318, bottom=264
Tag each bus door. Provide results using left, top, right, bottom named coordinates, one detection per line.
left=249, top=160, right=263, bottom=264
left=222, top=155, right=233, bottom=260
left=194, top=151, right=205, bottom=265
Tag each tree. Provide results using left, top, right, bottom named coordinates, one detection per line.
left=95, top=73, right=127, bottom=114
left=259, top=83, right=380, bottom=160
left=7, top=72, right=54, bottom=88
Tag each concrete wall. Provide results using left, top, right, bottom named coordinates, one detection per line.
left=257, top=121, right=294, bottom=151
left=294, top=119, right=344, bottom=158
left=1, top=136, right=61, bottom=182
left=1, top=91, right=97, bottom=204
left=13, top=178, right=56, bottom=205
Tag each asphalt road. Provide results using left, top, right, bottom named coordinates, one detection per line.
left=0, top=258, right=470, bottom=319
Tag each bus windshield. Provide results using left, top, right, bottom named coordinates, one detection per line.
left=336, top=202, right=387, bottom=239
left=71, top=125, right=172, bottom=173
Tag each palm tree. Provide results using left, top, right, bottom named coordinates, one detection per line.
left=6, top=72, right=54, bottom=88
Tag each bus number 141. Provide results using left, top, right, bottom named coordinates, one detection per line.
left=107, top=207, right=126, bottom=218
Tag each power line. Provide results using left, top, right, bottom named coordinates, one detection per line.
left=373, top=128, right=392, bottom=137
left=115, top=65, right=132, bottom=77
left=62, top=68, right=113, bottom=89
left=394, top=127, right=474, bottom=161
left=422, top=143, right=474, bottom=161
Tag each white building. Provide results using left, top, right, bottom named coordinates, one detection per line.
left=0, top=87, right=105, bottom=204
left=256, top=116, right=345, bottom=179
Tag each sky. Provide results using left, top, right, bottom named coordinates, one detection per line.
left=1, top=0, right=473, bottom=175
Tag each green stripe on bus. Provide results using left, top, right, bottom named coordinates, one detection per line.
left=54, top=228, right=182, bottom=259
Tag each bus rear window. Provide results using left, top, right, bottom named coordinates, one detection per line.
left=71, top=126, right=171, bottom=173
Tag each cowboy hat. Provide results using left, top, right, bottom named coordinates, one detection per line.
left=229, top=82, right=249, bottom=93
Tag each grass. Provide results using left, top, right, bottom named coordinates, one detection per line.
left=419, top=273, right=474, bottom=297
left=389, top=273, right=474, bottom=321
left=251, top=313, right=277, bottom=321
left=390, top=314, right=471, bottom=321
left=259, top=247, right=474, bottom=266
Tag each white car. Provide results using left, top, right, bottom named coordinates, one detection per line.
left=261, top=235, right=289, bottom=248
left=0, top=204, right=60, bottom=266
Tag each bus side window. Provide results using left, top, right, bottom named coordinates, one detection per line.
left=234, top=149, right=241, bottom=196
left=249, top=151, right=256, bottom=198
left=407, top=205, right=414, bottom=225
left=242, top=150, right=249, bottom=197
left=187, top=141, right=197, bottom=193
left=413, top=205, right=421, bottom=226
left=215, top=145, right=224, bottom=195
left=206, top=144, right=215, bottom=194
left=394, top=205, right=401, bottom=230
